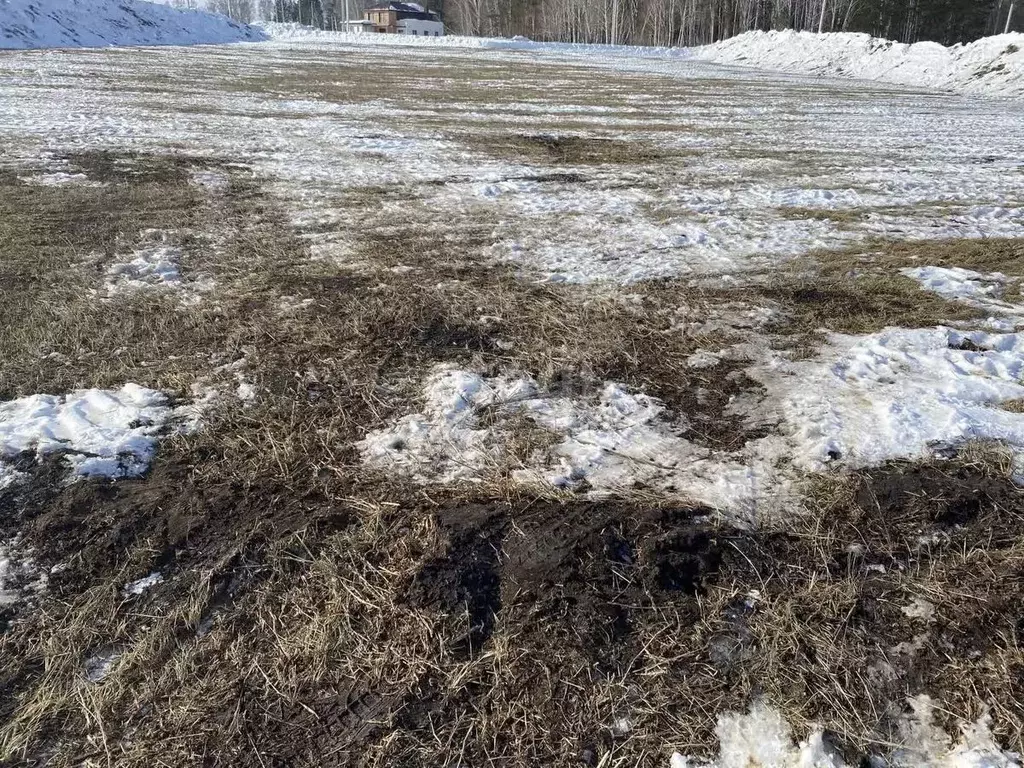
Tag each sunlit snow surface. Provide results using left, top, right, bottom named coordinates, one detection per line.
left=0, top=0, right=265, bottom=49
left=0, top=40, right=1022, bottom=284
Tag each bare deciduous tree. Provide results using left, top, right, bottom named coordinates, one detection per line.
left=230, top=0, right=1013, bottom=46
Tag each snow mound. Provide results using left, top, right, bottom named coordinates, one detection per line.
left=0, top=0, right=267, bottom=50
left=693, top=30, right=1024, bottom=99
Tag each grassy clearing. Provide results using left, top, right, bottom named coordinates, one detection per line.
left=3, top=151, right=1024, bottom=766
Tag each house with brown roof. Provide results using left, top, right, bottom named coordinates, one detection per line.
left=355, top=2, right=444, bottom=36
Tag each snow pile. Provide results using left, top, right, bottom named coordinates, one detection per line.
left=693, top=31, right=1024, bottom=99
left=359, top=366, right=772, bottom=515
left=762, top=326, right=1024, bottom=472
left=901, top=266, right=1024, bottom=319
left=669, top=698, right=1020, bottom=767
left=0, top=0, right=267, bottom=50
left=0, top=384, right=175, bottom=480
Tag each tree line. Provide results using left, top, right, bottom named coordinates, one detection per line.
left=173, top=0, right=1019, bottom=47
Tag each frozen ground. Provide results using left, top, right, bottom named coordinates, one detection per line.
left=260, top=24, right=1024, bottom=99
left=1, top=39, right=1020, bottom=286
left=2, top=33, right=1024, bottom=768
left=4, top=35, right=1011, bottom=510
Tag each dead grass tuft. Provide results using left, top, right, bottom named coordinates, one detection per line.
left=467, top=132, right=676, bottom=167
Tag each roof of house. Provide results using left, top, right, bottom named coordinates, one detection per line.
left=366, top=2, right=440, bottom=21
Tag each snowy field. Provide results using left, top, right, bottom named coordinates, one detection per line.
left=2, top=34, right=1024, bottom=768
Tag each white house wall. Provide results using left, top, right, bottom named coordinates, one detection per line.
left=397, top=19, right=444, bottom=35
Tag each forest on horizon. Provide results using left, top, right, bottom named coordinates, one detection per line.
left=181, top=0, right=1020, bottom=48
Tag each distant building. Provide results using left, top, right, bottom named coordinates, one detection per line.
left=359, top=2, right=444, bottom=36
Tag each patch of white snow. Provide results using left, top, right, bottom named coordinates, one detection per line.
left=755, top=326, right=1024, bottom=472
left=103, top=230, right=213, bottom=299
left=0, top=538, right=47, bottom=609
left=0, top=383, right=175, bottom=480
left=360, top=366, right=778, bottom=519
left=902, top=597, right=936, bottom=622
left=123, top=571, right=164, bottom=595
left=18, top=171, right=102, bottom=187
left=901, top=266, right=1024, bottom=318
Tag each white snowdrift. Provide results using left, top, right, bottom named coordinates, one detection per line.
left=259, top=23, right=1024, bottom=99
left=693, top=30, right=1024, bottom=99
left=0, top=0, right=267, bottom=50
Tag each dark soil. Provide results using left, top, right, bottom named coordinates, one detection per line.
left=5, top=452, right=1022, bottom=766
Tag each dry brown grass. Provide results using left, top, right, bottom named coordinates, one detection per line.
left=740, top=237, right=1024, bottom=340
left=821, top=237, right=1024, bottom=278
left=463, top=132, right=683, bottom=167
left=776, top=206, right=870, bottom=225
left=7, top=448, right=1023, bottom=767
left=0, top=152, right=239, bottom=399
left=3, top=151, right=1024, bottom=767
